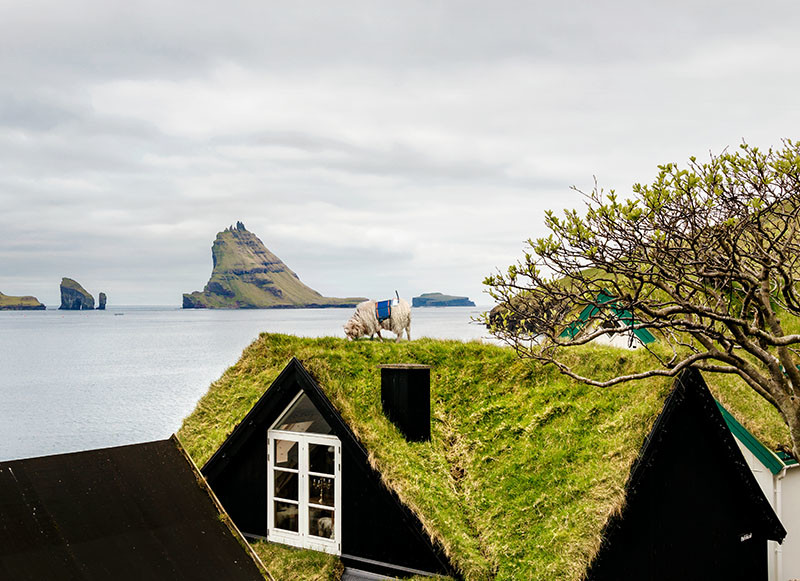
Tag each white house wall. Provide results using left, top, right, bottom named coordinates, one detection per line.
left=779, top=468, right=800, bottom=580
left=590, top=331, right=643, bottom=350
left=734, top=438, right=775, bottom=501
left=732, top=435, right=800, bottom=581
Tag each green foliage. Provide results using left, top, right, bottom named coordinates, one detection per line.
left=178, top=334, right=788, bottom=580
left=486, top=139, right=800, bottom=455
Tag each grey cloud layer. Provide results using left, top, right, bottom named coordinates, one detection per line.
left=1, top=1, right=799, bottom=305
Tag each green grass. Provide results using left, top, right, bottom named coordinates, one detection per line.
left=250, top=542, right=342, bottom=581
left=178, top=334, right=788, bottom=580
left=0, top=291, right=44, bottom=309
left=184, top=228, right=364, bottom=308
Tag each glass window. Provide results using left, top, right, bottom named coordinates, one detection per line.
left=309, top=443, right=335, bottom=474
left=274, top=501, right=298, bottom=532
left=309, top=507, right=335, bottom=539
left=274, top=439, right=298, bottom=469
left=274, top=470, right=298, bottom=501
left=269, top=400, right=340, bottom=554
left=309, top=475, right=335, bottom=507
left=273, top=393, right=333, bottom=434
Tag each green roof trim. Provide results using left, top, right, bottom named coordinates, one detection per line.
left=560, top=291, right=657, bottom=344
left=716, top=401, right=786, bottom=475
left=777, top=450, right=799, bottom=466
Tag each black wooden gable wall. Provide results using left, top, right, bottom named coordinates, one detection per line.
left=202, top=358, right=457, bottom=579
left=586, top=368, right=786, bottom=581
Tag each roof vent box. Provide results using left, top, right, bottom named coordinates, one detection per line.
left=379, top=364, right=431, bottom=443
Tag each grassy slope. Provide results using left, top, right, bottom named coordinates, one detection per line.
left=61, top=277, right=91, bottom=294
left=0, top=291, right=44, bottom=308
left=187, top=230, right=363, bottom=308
left=179, top=335, right=787, bottom=580
left=250, top=542, right=342, bottom=581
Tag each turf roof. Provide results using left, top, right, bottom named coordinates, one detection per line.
left=178, top=333, right=789, bottom=581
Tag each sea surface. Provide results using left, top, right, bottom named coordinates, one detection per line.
left=0, top=306, right=494, bottom=461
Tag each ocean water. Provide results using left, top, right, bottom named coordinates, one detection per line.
left=0, top=306, right=494, bottom=461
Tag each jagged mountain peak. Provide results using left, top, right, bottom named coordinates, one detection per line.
left=183, top=224, right=365, bottom=309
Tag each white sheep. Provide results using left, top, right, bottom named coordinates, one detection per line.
left=343, top=298, right=412, bottom=342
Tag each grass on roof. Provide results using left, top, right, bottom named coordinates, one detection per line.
left=250, top=542, right=342, bottom=581
left=178, top=334, right=788, bottom=581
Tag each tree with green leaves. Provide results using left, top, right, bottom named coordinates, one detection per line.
left=485, top=141, right=800, bottom=456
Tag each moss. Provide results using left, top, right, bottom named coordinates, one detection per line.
left=179, top=335, right=788, bottom=580
left=250, top=542, right=342, bottom=581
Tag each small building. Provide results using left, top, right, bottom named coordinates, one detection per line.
left=181, top=335, right=787, bottom=580
left=560, top=290, right=657, bottom=349
left=0, top=436, right=267, bottom=580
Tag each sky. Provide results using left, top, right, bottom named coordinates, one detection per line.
left=2, top=1, right=800, bottom=307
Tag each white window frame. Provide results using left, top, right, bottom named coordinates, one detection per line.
left=267, top=394, right=342, bottom=555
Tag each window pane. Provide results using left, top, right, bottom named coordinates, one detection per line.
left=309, top=507, right=335, bottom=539
left=274, top=439, right=298, bottom=469
left=309, top=443, right=335, bottom=475
left=309, top=475, right=335, bottom=507
left=274, top=501, right=298, bottom=532
left=274, top=393, right=333, bottom=434
left=274, top=470, right=298, bottom=501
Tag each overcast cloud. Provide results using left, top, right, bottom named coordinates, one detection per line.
left=2, top=0, right=799, bottom=306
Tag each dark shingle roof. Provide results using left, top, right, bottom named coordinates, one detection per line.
left=0, top=436, right=266, bottom=580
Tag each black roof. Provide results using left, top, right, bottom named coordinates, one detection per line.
left=627, top=368, right=786, bottom=542
left=0, top=436, right=266, bottom=580
left=586, top=368, right=786, bottom=579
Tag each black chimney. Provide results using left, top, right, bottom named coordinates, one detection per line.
left=380, top=364, right=431, bottom=442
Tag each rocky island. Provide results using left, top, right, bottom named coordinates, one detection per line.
left=183, top=222, right=366, bottom=309
left=412, top=292, right=475, bottom=307
left=0, top=291, right=46, bottom=310
left=59, top=278, right=95, bottom=310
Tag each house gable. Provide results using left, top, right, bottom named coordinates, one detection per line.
left=202, top=357, right=457, bottom=579
left=586, top=368, right=785, bottom=580
left=561, top=290, right=657, bottom=346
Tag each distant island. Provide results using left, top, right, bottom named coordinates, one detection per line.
left=59, top=277, right=98, bottom=310
left=412, top=292, right=475, bottom=307
left=0, top=291, right=46, bottom=310
left=183, top=222, right=367, bottom=309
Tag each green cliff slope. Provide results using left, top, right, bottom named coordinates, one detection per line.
left=0, top=291, right=45, bottom=310
left=183, top=222, right=365, bottom=309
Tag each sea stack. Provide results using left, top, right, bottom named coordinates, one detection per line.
left=97, top=292, right=107, bottom=310
left=59, top=278, right=95, bottom=310
left=182, top=221, right=366, bottom=309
